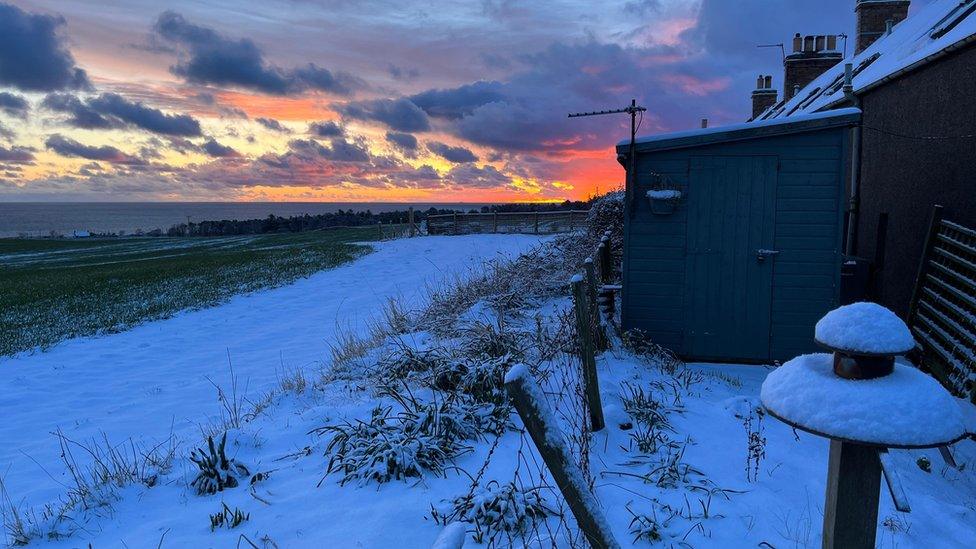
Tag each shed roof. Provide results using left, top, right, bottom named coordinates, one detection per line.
left=616, top=108, right=860, bottom=154
left=759, top=0, right=976, bottom=120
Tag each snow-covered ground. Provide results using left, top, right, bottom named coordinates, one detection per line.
left=2, top=232, right=975, bottom=548
left=0, top=235, right=545, bottom=512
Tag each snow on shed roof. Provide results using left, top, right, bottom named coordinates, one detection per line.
left=761, top=0, right=976, bottom=120
left=617, top=108, right=860, bottom=152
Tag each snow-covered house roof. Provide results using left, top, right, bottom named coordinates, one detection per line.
left=759, top=0, right=976, bottom=120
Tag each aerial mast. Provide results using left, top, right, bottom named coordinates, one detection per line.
left=569, top=99, right=647, bottom=216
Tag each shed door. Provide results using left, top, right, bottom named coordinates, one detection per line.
left=685, top=156, right=778, bottom=361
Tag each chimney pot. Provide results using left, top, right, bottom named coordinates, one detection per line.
left=793, top=33, right=803, bottom=52
left=816, top=35, right=826, bottom=51
left=804, top=35, right=815, bottom=52
left=827, top=35, right=838, bottom=51
left=701, top=118, right=708, bottom=129
left=764, top=75, right=772, bottom=88
left=757, top=75, right=765, bottom=89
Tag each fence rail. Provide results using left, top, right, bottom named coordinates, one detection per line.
left=426, top=210, right=589, bottom=235
left=908, top=205, right=976, bottom=403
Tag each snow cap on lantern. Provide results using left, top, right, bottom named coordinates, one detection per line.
left=814, top=302, right=915, bottom=356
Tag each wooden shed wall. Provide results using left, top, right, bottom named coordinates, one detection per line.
left=622, top=127, right=849, bottom=362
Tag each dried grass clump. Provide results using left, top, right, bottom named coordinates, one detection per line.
left=315, top=387, right=506, bottom=486
left=372, top=343, right=453, bottom=383
left=432, top=480, right=556, bottom=544
left=190, top=433, right=250, bottom=495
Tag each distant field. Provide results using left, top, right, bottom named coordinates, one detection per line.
left=0, top=228, right=385, bottom=357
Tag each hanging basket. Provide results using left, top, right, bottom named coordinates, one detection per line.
left=647, top=190, right=681, bottom=215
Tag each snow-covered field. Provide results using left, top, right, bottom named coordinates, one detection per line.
left=2, top=232, right=974, bottom=548
left=0, top=235, right=544, bottom=524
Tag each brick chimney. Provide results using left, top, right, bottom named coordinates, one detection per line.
left=856, top=1, right=910, bottom=53
left=751, top=75, right=777, bottom=119
left=784, top=34, right=843, bottom=100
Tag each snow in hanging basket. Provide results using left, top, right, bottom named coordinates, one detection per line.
left=646, top=189, right=682, bottom=215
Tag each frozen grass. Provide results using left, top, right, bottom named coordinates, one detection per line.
left=0, top=228, right=380, bottom=356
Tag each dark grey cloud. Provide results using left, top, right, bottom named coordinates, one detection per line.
left=0, top=3, right=91, bottom=91
left=88, top=93, right=202, bottom=136
left=45, top=134, right=145, bottom=164
left=286, top=138, right=370, bottom=163
left=309, top=120, right=344, bottom=137
left=409, top=81, right=504, bottom=119
left=427, top=141, right=478, bottom=163
left=0, top=145, right=34, bottom=163
left=339, top=98, right=429, bottom=132
left=0, top=92, right=29, bottom=119
left=42, top=93, right=202, bottom=136
left=256, top=117, right=290, bottom=133
left=201, top=138, right=241, bottom=158
left=385, top=131, right=418, bottom=151
left=153, top=11, right=365, bottom=96
left=41, top=93, right=114, bottom=129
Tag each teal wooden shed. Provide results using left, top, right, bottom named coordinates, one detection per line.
left=617, top=109, right=860, bottom=363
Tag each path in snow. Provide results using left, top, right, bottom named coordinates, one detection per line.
left=0, top=234, right=545, bottom=506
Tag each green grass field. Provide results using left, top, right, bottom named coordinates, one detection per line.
left=0, top=228, right=386, bottom=357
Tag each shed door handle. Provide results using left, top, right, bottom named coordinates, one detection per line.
left=756, top=249, right=781, bottom=262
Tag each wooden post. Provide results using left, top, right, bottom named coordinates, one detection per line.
left=408, top=207, right=415, bottom=238
left=534, top=212, right=539, bottom=234
left=453, top=212, right=459, bottom=235
left=584, top=259, right=599, bottom=315
left=585, top=258, right=609, bottom=352
left=377, top=221, right=383, bottom=240
left=504, top=365, right=620, bottom=549
left=822, top=439, right=883, bottom=549
left=493, top=212, right=498, bottom=234
left=572, top=276, right=605, bottom=431
left=907, top=204, right=944, bottom=324
left=599, top=235, right=612, bottom=283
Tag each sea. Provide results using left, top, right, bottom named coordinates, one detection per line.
left=0, top=202, right=490, bottom=237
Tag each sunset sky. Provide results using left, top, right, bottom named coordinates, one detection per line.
left=0, top=1, right=932, bottom=202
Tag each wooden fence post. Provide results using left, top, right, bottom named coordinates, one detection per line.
left=493, top=212, right=498, bottom=234
left=377, top=221, right=383, bottom=240
left=408, top=207, right=415, bottom=238
left=584, top=258, right=609, bottom=351
left=572, top=276, right=605, bottom=431
left=453, top=212, right=459, bottom=235
left=504, top=365, right=620, bottom=549
left=599, top=234, right=612, bottom=284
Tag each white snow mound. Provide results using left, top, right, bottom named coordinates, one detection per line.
left=814, top=302, right=915, bottom=354
left=647, top=189, right=681, bottom=200
left=761, top=354, right=966, bottom=447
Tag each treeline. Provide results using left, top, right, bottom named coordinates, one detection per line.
left=167, top=200, right=590, bottom=237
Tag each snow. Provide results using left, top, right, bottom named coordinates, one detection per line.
left=814, top=302, right=916, bottom=354
left=431, top=522, right=466, bottom=549
left=623, top=108, right=861, bottom=147
left=4, top=234, right=976, bottom=548
left=647, top=189, right=682, bottom=200
left=0, top=234, right=546, bottom=512
left=570, top=273, right=583, bottom=284
left=503, top=362, right=530, bottom=384
left=766, top=0, right=976, bottom=119
left=761, top=353, right=967, bottom=447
